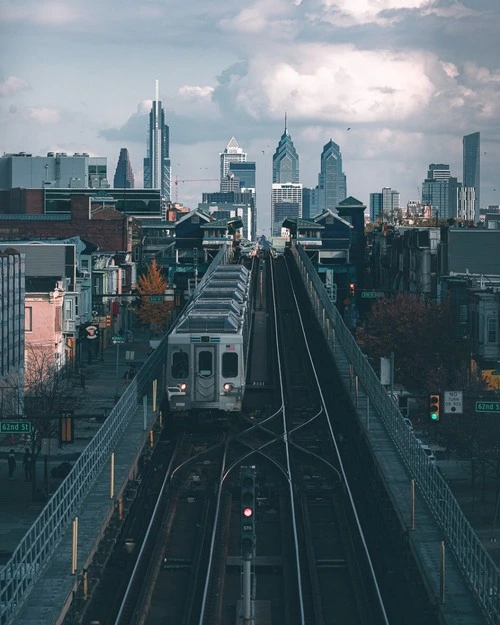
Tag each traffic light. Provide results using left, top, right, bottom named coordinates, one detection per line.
left=429, top=393, right=440, bottom=421
left=240, top=466, right=256, bottom=560
left=106, top=314, right=111, bottom=328
left=349, top=282, right=355, bottom=297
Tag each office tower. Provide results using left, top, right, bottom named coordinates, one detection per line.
left=382, top=187, right=401, bottom=222
left=0, top=152, right=108, bottom=189
left=272, top=114, right=299, bottom=183
left=271, top=115, right=300, bottom=234
left=317, top=139, right=346, bottom=212
left=220, top=138, right=247, bottom=192
left=422, top=164, right=460, bottom=220
left=113, top=148, right=134, bottom=188
left=370, top=193, right=383, bottom=222
left=463, top=132, right=480, bottom=220
left=200, top=191, right=255, bottom=240
left=228, top=161, right=256, bottom=191
left=143, top=80, right=171, bottom=200
left=271, top=183, right=302, bottom=236
left=458, top=187, right=476, bottom=221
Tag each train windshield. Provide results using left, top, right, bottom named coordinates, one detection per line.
left=198, top=351, right=213, bottom=377
left=172, top=351, right=189, bottom=379
left=222, top=352, right=238, bottom=378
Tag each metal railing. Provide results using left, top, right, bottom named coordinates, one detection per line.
left=0, top=338, right=168, bottom=624
left=292, top=243, right=500, bottom=624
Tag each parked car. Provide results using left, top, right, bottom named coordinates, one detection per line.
left=420, top=444, right=436, bottom=465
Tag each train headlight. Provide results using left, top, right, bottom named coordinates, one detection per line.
left=223, top=383, right=234, bottom=393
left=177, top=382, right=187, bottom=392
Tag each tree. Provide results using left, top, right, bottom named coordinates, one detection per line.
left=24, top=342, right=82, bottom=499
left=356, top=293, right=469, bottom=392
left=135, top=259, right=175, bottom=332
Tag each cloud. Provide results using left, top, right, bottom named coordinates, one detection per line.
left=0, top=75, right=30, bottom=97
left=1, top=1, right=82, bottom=24
left=214, top=44, right=435, bottom=124
left=318, top=0, right=431, bottom=26
left=178, top=86, right=214, bottom=99
left=28, top=107, right=60, bottom=124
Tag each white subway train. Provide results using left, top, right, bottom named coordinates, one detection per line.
left=166, top=262, right=254, bottom=425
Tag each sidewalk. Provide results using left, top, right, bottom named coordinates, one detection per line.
left=0, top=327, right=154, bottom=563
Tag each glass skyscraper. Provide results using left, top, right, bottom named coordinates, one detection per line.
left=143, top=80, right=171, bottom=200
left=113, top=148, right=134, bottom=189
left=318, top=139, right=346, bottom=212
left=220, top=138, right=247, bottom=192
left=463, top=132, right=480, bottom=221
left=272, top=115, right=299, bottom=184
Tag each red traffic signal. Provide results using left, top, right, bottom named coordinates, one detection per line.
left=243, top=507, right=253, bottom=518
left=349, top=282, right=355, bottom=296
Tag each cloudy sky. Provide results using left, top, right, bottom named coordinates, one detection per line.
left=1, top=0, right=499, bottom=233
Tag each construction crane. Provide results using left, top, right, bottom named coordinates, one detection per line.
left=174, top=176, right=219, bottom=202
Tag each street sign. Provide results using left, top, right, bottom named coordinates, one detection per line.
left=0, top=421, right=32, bottom=434
left=112, top=335, right=125, bottom=344
left=149, top=295, right=163, bottom=302
left=475, top=401, right=500, bottom=413
left=361, top=291, right=377, bottom=299
left=444, top=390, right=463, bottom=414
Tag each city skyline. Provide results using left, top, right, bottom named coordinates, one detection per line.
left=1, top=1, right=500, bottom=233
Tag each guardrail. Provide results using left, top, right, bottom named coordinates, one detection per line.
left=292, top=243, right=500, bottom=624
left=0, top=338, right=168, bottom=625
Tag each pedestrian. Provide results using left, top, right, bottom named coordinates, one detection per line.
left=22, top=448, right=32, bottom=481
left=7, top=449, right=16, bottom=480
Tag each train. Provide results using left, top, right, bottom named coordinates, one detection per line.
left=166, top=261, right=255, bottom=425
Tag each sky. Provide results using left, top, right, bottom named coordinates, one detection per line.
left=1, top=0, right=500, bottom=235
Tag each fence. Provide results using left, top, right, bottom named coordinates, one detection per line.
left=292, top=243, right=500, bottom=624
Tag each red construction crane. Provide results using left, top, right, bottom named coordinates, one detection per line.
left=174, top=176, right=219, bottom=202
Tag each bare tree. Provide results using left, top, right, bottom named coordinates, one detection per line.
left=24, top=342, right=83, bottom=499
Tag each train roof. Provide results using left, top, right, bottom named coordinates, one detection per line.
left=173, top=263, right=251, bottom=333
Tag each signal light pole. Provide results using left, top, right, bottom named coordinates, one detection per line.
left=240, top=465, right=256, bottom=624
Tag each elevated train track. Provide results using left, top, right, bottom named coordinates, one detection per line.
left=1, top=243, right=497, bottom=625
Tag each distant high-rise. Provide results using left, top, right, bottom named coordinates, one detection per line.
left=317, top=139, right=346, bottom=212
left=220, top=138, right=246, bottom=192
left=272, top=114, right=299, bottom=183
left=369, top=193, right=383, bottom=222
left=463, top=132, right=480, bottom=220
left=143, top=80, right=171, bottom=200
left=422, top=164, right=460, bottom=220
left=113, top=148, right=134, bottom=189
left=271, top=115, right=300, bottom=234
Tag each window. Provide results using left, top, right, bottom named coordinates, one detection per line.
left=25, top=306, right=32, bottom=332
left=64, top=298, right=74, bottom=320
left=487, top=318, right=497, bottom=344
left=172, top=351, right=189, bottom=379
left=198, top=351, right=213, bottom=377
left=222, top=352, right=238, bottom=378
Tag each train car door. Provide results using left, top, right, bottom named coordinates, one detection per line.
left=194, top=345, right=216, bottom=403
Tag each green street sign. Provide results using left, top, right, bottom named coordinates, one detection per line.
left=475, top=401, right=500, bottom=413
left=0, top=421, right=32, bottom=434
left=361, top=291, right=377, bottom=299
left=112, top=335, right=125, bottom=344
left=149, top=295, right=163, bottom=302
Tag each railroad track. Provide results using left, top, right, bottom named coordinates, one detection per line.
left=75, top=251, right=437, bottom=625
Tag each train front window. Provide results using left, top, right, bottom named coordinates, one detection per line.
left=198, top=351, right=213, bottom=377
left=172, top=351, right=189, bottom=379
left=222, top=352, right=238, bottom=378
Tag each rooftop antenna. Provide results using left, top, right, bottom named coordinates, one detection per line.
left=284, top=111, right=288, bottom=134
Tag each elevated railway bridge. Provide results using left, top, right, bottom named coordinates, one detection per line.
left=0, top=243, right=498, bottom=625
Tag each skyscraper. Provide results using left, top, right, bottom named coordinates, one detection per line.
left=463, top=132, right=480, bottom=220
left=317, top=139, right=346, bottom=212
left=272, top=114, right=299, bottom=184
left=113, top=148, right=134, bottom=189
left=220, top=138, right=246, bottom=192
left=422, top=164, right=460, bottom=221
left=143, top=80, right=171, bottom=200
left=271, top=115, right=300, bottom=234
